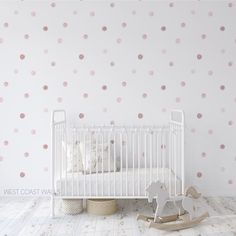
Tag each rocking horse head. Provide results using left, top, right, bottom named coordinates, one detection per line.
left=146, top=181, right=166, bottom=203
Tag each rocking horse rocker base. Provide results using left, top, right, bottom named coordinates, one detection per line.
left=148, top=212, right=209, bottom=231
left=137, top=182, right=209, bottom=231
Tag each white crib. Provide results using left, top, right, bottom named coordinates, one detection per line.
left=51, top=110, right=185, bottom=216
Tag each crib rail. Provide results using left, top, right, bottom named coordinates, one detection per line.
left=51, top=110, right=184, bottom=203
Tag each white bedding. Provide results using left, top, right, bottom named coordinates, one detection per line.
left=56, top=168, right=181, bottom=197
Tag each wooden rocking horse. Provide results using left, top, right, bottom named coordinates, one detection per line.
left=137, top=181, right=209, bottom=231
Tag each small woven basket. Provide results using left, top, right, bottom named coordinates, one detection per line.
left=62, top=199, right=83, bottom=215
left=86, top=199, right=117, bottom=216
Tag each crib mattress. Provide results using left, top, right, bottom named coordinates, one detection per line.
left=55, top=168, right=181, bottom=197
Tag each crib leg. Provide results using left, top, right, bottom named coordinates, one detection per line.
left=51, top=194, right=55, bottom=218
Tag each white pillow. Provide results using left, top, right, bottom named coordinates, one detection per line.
left=79, top=141, right=116, bottom=174
left=62, top=141, right=83, bottom=173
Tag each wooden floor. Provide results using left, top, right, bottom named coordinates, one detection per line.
left=0, top=197, right=236, bottom=235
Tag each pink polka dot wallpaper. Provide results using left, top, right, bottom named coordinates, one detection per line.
left=0, top=1, right=236, bottom=196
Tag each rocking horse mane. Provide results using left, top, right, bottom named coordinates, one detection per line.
left=146, top=181, right=169, bottom=203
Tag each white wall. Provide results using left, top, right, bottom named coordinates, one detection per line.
left=0, top=1, right=236, bottom=196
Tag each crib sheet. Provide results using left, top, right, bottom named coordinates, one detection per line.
left=56, top=168, right=181, bottom=197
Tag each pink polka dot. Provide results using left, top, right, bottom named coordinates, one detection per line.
left=208, top=129, right=213, bottom=135
left=31, top=71, right=36, bottom=76
left=169, top=2, right=174, bottom=7
left=169, top=61, right=174, bottom=67
left=31, top=129, right=36, bottom=135
left=116, top=97, right=122, bottom=103
left=142, top=34, right=147, bottom=39
left=31, top=11, right=36, bottom=17
left=43, top=144, right=48, bottom=149
left=63, top=81, right=68, bottom=87
left=175, top=97, right=181, bottom=103
left=228, top=61, right=233, bottom=67
left=110, top=61, right=115, bottom=67
left=51, top=61, right=56, bottom=67
left=197, top=54, right=202, bottom=60
left=90, top=70, right=95, bottom=76
left=57, top=97, right=62, bottom=103
left=161, top=26, right=166, bottom=31
left=24, top=93, right=29, bottom=98
left=228, top=2, right=233, bottom=7
left=79, top=54, right=84, bottom=60
left=161, top=85, right=166, bottom=90
left=220, top=144, right=225, bottom=149
left=122, top=81, right=127, bottom=87
left=149, top=11, right=154, bottom=16
left=102, top=85, right=107, bottom=90
left=116, top=38, right=122, bottom=44
left=180, top=81, right=186, bottom=87
left=3, top=22, right=9, bottom=28
left=44, top=167, right=48, bottom=172
left=24, top=34, right=29, bottom=39
left=51, top=2, right=56, bottom=7
left=228, top=179, right=233, bottom=184
left=102, top=26, right=107, bottom=31
left=197, top=172, right=202, bottom=178
left=20, top=54, right=25, bottom=60
left=20, top=113, right=25, bottom=119
left=24, top=152, right=29, bottom=157
left=228, top=120, right=233, bottom=126
left=201, top=34, right=206, bottom=39
left=63, top=22, right=68, bottom=28
left=208, top=70, right=213, bottom=76
left=142, top=93, right=147, bottom=98
left=110, top=2, right=115, bottom=7
left=220, top=85, right=225, bottom=90
left=57, top=38, right=63, bottom=43
left=201, top=93, right=207, bottom=98
left=149, top=70, right=154, bottom=76
left=20, top=172, right=25, bottom=178
left=0, top=156, right=3, bottom=161
left=3, top=140, right=9, bottom=146
left=89, top=11, right=95, bottom=17
left=83, top=34, right=88, bottom=39
left=83, top=93, right=88, bottom=98
left=220, top=26, right=225, bottom=31
left=0, top=97, right=4, bottom=103
left=0, top=38, right=3, bottom=44
left=197, top=113, right=202, bottom=119
left=138, top=113, right=143, bottom=119
left=79, top=113, right=84, bottom=119
left=3, top=81, right=9, bottom=87
left=43, top=26, right=48, bottom=31
left=43, top=85, right=48, bottom=90
left=175, top=38, right=181, bottom=44
left=181, top=22, right=186, bottom=28
left=121, top=22, right=127, bottom=28
left=138, top=54, right=143, bottom=60
left=201, top=152, right=206, bottom=158
left=13, top=128, right=18, bottom=133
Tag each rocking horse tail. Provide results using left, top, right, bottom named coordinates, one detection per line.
left=185, top=186, right=201, bottom=199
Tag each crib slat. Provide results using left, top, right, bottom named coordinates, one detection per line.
left=83, top=131, right=86, bottom=197
left=96, top=132, right=98, bottom=196
left=132, top=132, right=135, bottom=196
left=125, top=131, right=128, bottom=197
left=120, top=132, right=123, bottom=196
left=90, top=130, right=92, bottom=197
left=102, top=130, right=104, bottom=196
left=144, top=132, right=147, bottom=196
left=137, top=129, right=140, bottom=196
left=113, top=130, right=116, bottom=196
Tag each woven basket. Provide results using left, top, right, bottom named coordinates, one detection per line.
left=87, top=199, right=117, bottom=216
left=62, top=199, right=83, bottom=215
